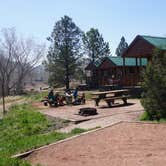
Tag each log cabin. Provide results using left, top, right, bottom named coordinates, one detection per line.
left=122, top=35, right=166, bottom=86
left=85, top=56, right=147, bottom=88
left=98, top=57, right=147, bottom=86
left=85, top=35, right=166, bottom=88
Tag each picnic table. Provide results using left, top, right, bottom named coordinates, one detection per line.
left=91, top=89, right=130, bottom=107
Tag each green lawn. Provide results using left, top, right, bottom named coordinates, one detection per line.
left=0, top=103, right=88, bottom=166
left=24, top=91, right=48, bottom=102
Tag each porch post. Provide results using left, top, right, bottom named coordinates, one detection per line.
left=139, top=58, right=142, bottom=66
left=136, top=57, right=138, bottom=71
left=139, top=58, right=142, bottom=82
left=123, top=57, right=125, bottom=86
left=136, top=57, right=139, bottom=84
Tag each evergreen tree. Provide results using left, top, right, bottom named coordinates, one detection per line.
left=44, top=16, right=83, bottom=89
left=141, top=49, right=166, bottom=120
left=115, top=36, right=128, bottom=57
left=83, top=28, right=110, bottom=62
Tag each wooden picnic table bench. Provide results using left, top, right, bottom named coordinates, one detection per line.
left=91, top=89, right=130, bottom=107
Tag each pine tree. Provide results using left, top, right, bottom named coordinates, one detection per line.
left=83, top=28, right=110, bottom=62
left=115, top=36, right=128, bottom=57
left=141, top=49, right=166, bottom=120
left=44, top=16, right=83, bottom=89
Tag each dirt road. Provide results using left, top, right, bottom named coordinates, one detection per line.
left=26, top=122, right=166, bottom=166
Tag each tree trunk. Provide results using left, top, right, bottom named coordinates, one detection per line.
left=65, top=56, right=70, bottom=90
left=65, top=64, right=70, bottom=90
left=16, top=75, right=24, bottom=95
left=6, top=83, right=10, bottom=96
left=65, top=73, right=70, bottom=90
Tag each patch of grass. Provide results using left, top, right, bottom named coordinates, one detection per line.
left=0, top=103, right=88, bottom=166
left=158, top=119, right=166, bottom=122
left=139, top=111, right=150, bottom=121
left=24, top=91, right=48, bottom=102
left=0, top=157, right=31, bottom=166
left=140, top=111, right=166, bottom=122
left=70, top=126, right=101, bottom=135
left=0, top=96, right=24, bottom=105
left=84, top=90, right=103, bottom=100
left=92, top=126, right=101, bottom=129
left=70, top=128, right=88, bottom=134
left=84, top=91, right=95, bottom=100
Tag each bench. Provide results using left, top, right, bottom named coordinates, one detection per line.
left=104, top=95, right=130, bottom=107
left=92, top=95, right=130, bottom=107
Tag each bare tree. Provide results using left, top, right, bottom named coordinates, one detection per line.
left=0, top=28, right=19, bottom=115
left=0, top=28, right=45, bottom=115
left=15, top=38, right=45, bottom=94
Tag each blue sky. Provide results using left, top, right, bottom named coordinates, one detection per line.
left=0, top=0, right=166, bottom=55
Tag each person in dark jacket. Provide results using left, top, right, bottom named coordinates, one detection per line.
left=73, top=87, right=78, bottom=101
left=48, top=90, right=58, bottom=106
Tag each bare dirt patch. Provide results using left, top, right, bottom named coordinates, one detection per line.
left=37, top=99, right=143, bottom=122
left=25, top=122, right=166, bottom=166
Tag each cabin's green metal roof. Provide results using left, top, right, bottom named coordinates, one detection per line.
left=141, top=35, right=166, bottom=50
left=108, top=57, right=147, bottom=66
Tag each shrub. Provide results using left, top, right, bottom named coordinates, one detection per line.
left=139, top=111, right=150, bottom=121
left=141, top=49, right=166, bottom=120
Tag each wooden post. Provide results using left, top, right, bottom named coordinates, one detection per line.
left=139, top=58, right=142, bottom=66
left=136, top=57, right=138, bottom=71
left=123, top=57, right=125, bottom=77
left=136, top=58, right=139, bottom=84
left=139, top=58, right=142, bottom=82
left=123, top=57, right=125, bottom=86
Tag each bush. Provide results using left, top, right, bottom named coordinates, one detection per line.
left=139, top=111, right=151, bottom=121
left=141, top=49, right=166, bottom=120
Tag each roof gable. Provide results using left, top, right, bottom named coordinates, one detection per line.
left=85, top=62, right=96, bottom=70
left=141, top=36, right=166, bottom=50
left=85, top=59, right=102, bottom=70
left=99, top=57, right=116, bottom=69
left=123, top=35, right=166, bottom=58
left=123, top=35, right=155, bottom=58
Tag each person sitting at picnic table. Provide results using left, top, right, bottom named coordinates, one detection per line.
left=48, top=90, right=58, bottom=106
left=65, top=89, right=72, bottom=105
left=57, top=94, right=65, bottom=106
left=72, top=92, right=86, bottom=105
left=73, top=87, right=78, bottom=101
left=48, top=90, right=55, bottom=101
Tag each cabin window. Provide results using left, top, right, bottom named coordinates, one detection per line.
left=103, top=71, right=108, bottom=76
left=128, top=67, right=135, bottom=74
left=86, top=70, right=92, bottom=77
